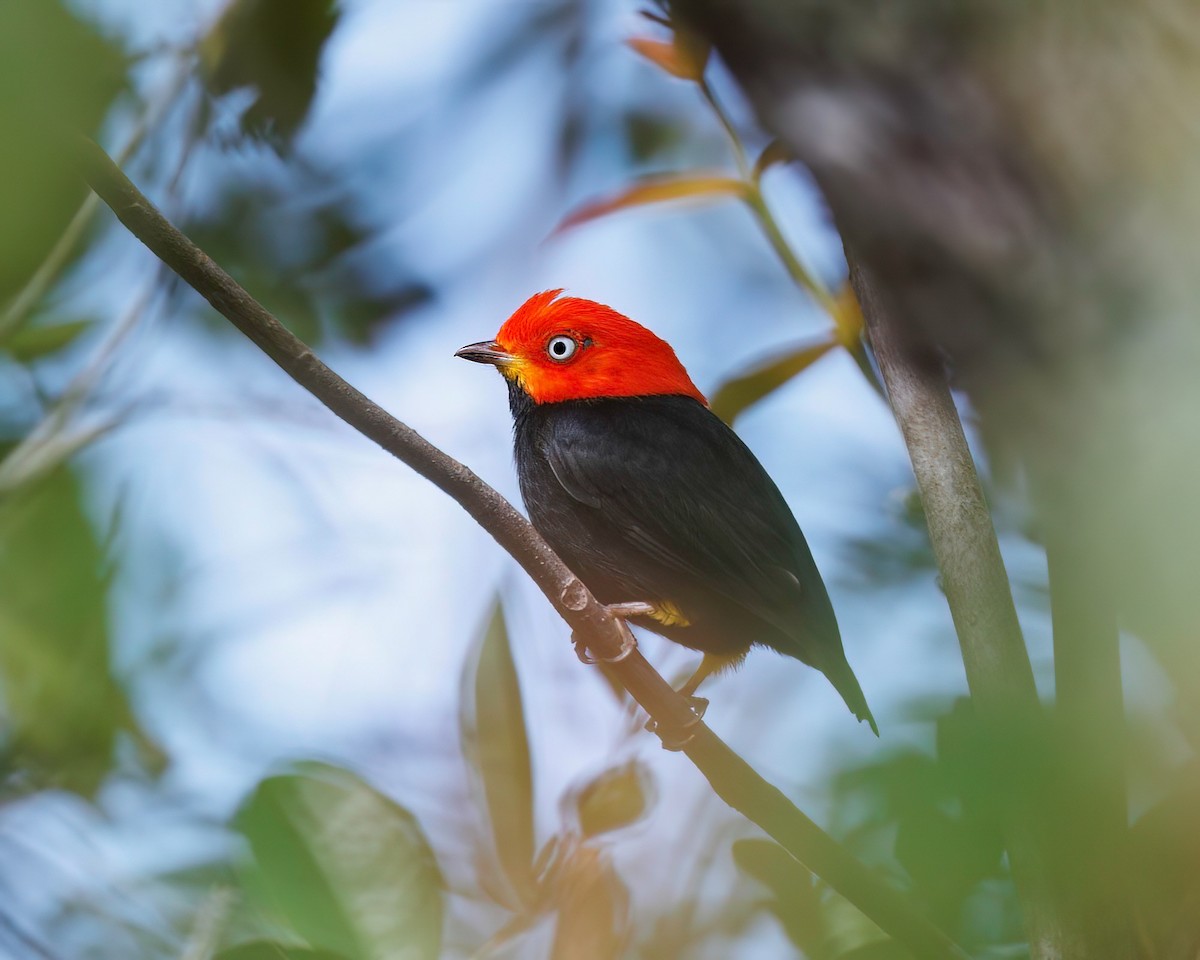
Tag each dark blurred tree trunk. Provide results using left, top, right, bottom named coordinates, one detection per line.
left=671, top=0, right=1200, bottom=956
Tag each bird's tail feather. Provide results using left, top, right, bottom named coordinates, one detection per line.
left=824, top=654, right=878, bottom=736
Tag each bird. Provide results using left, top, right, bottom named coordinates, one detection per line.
left=456, top=290, right=877, bottom=734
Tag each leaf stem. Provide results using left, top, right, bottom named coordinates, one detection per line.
left=699, top=78, right=887, bottom=396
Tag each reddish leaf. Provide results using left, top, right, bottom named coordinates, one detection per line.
left=627, top=38, right=694, bottom=80
left=553, top=174, right=747, bottom=235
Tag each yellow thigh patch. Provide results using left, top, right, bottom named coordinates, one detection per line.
left=648, top=600, right=690, bottom=627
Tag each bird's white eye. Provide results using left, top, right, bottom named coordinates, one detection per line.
left=546, top=335, right=578, bottom=363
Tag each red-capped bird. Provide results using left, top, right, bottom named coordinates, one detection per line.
left=457, top=290, right=876, bottom=734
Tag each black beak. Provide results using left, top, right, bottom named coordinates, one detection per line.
left=455, top=340, right=517, bottom=367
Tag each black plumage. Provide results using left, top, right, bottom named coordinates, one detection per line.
left=509, top=384, right=877, bottom=733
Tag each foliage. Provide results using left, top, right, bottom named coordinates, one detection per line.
left=3, top=2, right=1199, bottom=959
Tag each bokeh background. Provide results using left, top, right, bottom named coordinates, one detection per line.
left=1, top=1, right=1193, bottom=958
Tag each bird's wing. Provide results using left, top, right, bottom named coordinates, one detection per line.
left=543, top=400, right=831, bottom=641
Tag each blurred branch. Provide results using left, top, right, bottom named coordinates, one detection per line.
left=850, top=259, right=1069, bottom=958
left=1041, top=471, right=1132, bottom=957
left=0, top=285, right=150, bottom=494
left=78, top=137, right=969, bottom=960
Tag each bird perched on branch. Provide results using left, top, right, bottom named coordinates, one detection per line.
left=457, top=290, right=876, bottom=734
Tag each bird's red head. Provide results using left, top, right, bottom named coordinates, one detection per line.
left=455, top=290, right=707, bottom=406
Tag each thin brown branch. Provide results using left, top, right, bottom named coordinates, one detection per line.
left=77, top=136, right=969, bottom=960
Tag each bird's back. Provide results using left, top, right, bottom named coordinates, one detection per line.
left=512, top=389, right=842, bottom=664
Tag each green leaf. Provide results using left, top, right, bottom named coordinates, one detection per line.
left=200, top=0, right=340, bottom=143
left=236, top=763, right=443, bottom=960
left=0, top=0, right=126, bottom=305
left=572, top=762, right=654, bottom=838
left=0, top=465, right=158, bottom=796
left=821, top=895, right=895, bottom=960
left=733, top=839, right=824, bottom=955
left=461, top=602, right=537, bottom=907
left=553, top=174, right=748, bottom=235
left=710, top=337, right=838, bottom=424
left=5, top=319, right=92, bottom=361
left=217, top=944, right=350, bottom=960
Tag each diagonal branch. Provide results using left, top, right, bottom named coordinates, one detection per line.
left=77, top=136, right=969, bottom=960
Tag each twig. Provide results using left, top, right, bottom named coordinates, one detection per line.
left=0, top=286, right=153, bottom=494
left=696, top=79, right=886, bottom=397
left=77, top=137, right=970, bottom=960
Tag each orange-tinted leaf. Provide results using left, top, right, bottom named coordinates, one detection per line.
left=550, top=847, right=630, bottom=960
left=709, top=337, right=838, bottom=424
left=571, top=762, right=654, bottom=838
left=627, top=38, right=696, bottom=80
left=554, top=174, right=747, bottom=235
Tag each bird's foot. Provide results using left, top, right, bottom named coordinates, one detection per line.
left=602, top=601, right=657, bottom=619
left=684, top=695, right=709, bottom=720
left=644, top=696, right=708, bottom=751
left=571, top=601, right=655, bottom=665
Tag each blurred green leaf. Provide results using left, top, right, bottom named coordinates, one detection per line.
left=4, top=319, right=92, bottom=361
left=572, top=761, right=653, bottom=838
left=550, top=847, right=630, bottom=960
left=1130, top=761, right=1200, bottom=956
left=624, top=110, right=687, bottom=163
left=0, top=0, right=125, bottom=308
left=217, top=944, right=351, bottom=960
left=821, top=894, right=894, bottom=960
left=553, top=174, right=748, bottom=235
left=895, top=808, right=1002, bottom=916
left=0, top=464, right=156, bottom=796
left=733, top=839, right=824, bottom=955
left=461, top=602, right=537, bottom=907
left=200, top=0, right=339, bottom=142
left=182, top=178, right=428, bottom=348
left=710, top=337, right=837, bottom=424
left=236, top=763, right=443, bottom=960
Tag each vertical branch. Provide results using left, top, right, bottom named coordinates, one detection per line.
left=849, top=258, right=1069, bottom=959
left=1041, top=471, right=1132, bottom=959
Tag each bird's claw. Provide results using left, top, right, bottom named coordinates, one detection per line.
left=573, top=629, right=637, bottom=665
left=571, top=600, right=653, bottom=664
left=644, top=696, right=708, bottom=751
